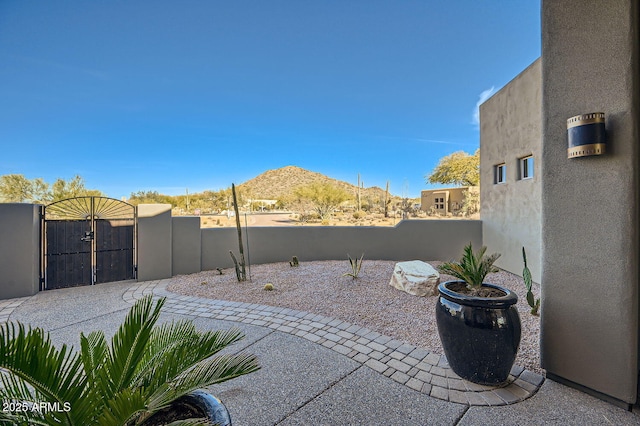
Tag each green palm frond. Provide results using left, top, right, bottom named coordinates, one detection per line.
left=438, top=243, right=501, bottom=289
left=106, top=296, right=165, bottom=395
left=0, top=295, right=259, bottom=425
left=0, top=322, right=92, bottom=425
left=148, top=352, right=260, bottom=411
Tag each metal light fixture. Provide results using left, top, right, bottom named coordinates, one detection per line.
left=567, top=112, right=606, bottom=158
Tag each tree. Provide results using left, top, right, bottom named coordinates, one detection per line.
left=426, top=149, right=480, bottom=187
left=31, top=178, right=52, bottom=204
left=0, top=174, right=34, bottom=202
left=128, top=191, right=175, bottom=206
left=293, top=183, right=351, bottom=220
left=51, top=175, right=102, bottom=201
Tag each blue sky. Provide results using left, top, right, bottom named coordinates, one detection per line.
left=0, top=1, right=540, bottom=199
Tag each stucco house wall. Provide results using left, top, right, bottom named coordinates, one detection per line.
left=540, top=0, right=639, bottom=405
left=421, top=186, right=477, bottom=216
left=480, top=58, right=542, bottom=283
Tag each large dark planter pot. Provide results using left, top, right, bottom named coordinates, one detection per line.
left=142, top=390, right=232, bottom=426
left=436, top=281, right=521, bottom=385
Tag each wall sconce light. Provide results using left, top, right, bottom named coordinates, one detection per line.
left=567, top=112, right=606, bottom=158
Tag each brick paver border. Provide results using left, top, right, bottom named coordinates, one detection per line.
left=124, top=280, right=545, bottom=406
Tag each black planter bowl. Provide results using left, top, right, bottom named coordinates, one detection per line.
left=142, top=390, right=232, bottom=426
left=436, top=281, right=521, bottom=385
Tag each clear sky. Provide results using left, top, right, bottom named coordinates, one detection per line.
left=0, top=1, right=540, bottom=199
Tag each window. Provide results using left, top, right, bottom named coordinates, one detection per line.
left=494, top=164, right=506, bottom=184
left=434, top=197, right=445, bottom=210
left=519, top=156, right=534, bottom=180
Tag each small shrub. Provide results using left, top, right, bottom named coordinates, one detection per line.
left=353, top=210, right=366, bottom=220
left=263, top=283, right=274, bottom=291
left=200, top=281, right=207, bottom=285
left=289, top=256, right=299, bottom=267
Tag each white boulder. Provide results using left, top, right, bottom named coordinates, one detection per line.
left=389, top=261, right=440, bottom=297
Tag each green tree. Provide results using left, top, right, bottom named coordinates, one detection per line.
left=51, top=175, right=103, bottom=201
left=0, top=174, right=34, bottom=202
left=426, top=149, right=480, bottom=187
left=31, top=178, right=52, bottom=203
left=293, top=183, right=351, bottom=220
left=0, top=295, right=259, bottom=425
left=128, top=191, right=176, bottom=206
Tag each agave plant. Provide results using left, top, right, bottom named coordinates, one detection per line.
left=343, top=253, right=364, bottom=279
left=438, top=243, right=501, bottom=290
left=0, top=295, right=259, bottom=425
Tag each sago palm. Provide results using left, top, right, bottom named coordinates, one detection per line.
left=438, top=243, right=501, bottom=290
left=0, top=295, right=259, bottom=425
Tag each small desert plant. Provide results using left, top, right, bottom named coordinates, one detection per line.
left=438, top=243, right=501, bottom=290
left=343, top=253, right=364, bottom=279
left=289, top=256, right=299, bottom=267
left=216, top=267, right=224, bottom=275
left=263, top=283, right=274, bottom=291
left=229, top=183, right=247, bottom=282
left=522, top=247, right=541, bottom=315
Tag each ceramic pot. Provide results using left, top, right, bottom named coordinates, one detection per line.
left=436, top=281, right=521, bottom=385
left=142, top=390, right=232, bottom=426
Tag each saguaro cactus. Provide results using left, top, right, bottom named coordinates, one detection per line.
left=229, top=183, right=247, bottom=282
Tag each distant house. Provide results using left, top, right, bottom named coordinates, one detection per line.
left=420, top=186, right=478, bottom=216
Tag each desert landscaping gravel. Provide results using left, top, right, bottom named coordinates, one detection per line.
left=167, top=260, right=543, bottom=375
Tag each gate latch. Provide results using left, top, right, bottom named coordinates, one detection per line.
left=81, top=231, right=94, bottom=242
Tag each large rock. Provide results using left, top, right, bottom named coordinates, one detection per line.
left=389, top=261, right=440, bottom=297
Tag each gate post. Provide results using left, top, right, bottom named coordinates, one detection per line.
left=137, top=204, right=172, bottom=281
left=0, top=203, right=41, bottom=299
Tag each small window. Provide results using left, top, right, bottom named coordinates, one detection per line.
left=519, top=156, right=534, bottom=180
left=494, top=164, right=506, bottom=184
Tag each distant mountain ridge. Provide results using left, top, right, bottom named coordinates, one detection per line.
left=237, top=166, right=394, bottom=201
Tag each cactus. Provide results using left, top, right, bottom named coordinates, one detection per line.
left=343, top=253, right=364, bottom=279
left=229, top=183, right=247, bottom=282
left=289, top=256, right=299, bottom=267
left=522, top=247, right=540, bottom=315
left=263, top=283, right=274, bottom=291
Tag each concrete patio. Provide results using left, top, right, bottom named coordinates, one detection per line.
left=2, top=281, right=638, bottom=425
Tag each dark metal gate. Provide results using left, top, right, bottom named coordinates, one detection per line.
left=42, top=196, right=137, bottom=290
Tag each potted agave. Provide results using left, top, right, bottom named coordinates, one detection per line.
left=436, top=243, right=521, bottom=385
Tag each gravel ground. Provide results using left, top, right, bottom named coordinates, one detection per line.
left=167, top=260, right=543, bottom=375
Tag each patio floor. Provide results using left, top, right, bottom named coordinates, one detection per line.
left=2, top=280, right=638, bottom=425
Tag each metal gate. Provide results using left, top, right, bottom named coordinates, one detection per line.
left=42, top=196, right=137, bottom=290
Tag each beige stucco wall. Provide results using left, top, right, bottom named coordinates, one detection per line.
left=541, top=0, right=639, bottom=404
left=0, top=204, right=41, bottom=299
left=201, top=219, right=482, bottom=271
left=480, top=58, right=542, bottom=283
left=172, top=216, right=202, bottom=276
left=137, top=204, right=172, bottom=281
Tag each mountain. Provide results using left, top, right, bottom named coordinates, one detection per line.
left=237, top=166, right=394, bottom=202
